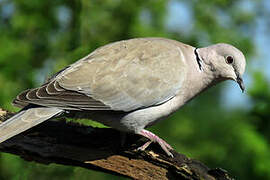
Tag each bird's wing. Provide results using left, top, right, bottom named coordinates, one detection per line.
left=14, top=38, right=189, bottom=112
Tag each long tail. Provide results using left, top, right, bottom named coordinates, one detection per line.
left=0, top=107, right=63, bottom=143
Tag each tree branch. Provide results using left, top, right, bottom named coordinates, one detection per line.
left=0, top=108, right=233, bottom=180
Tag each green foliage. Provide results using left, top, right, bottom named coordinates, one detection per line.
left=0, top=0, right=269, bottom=179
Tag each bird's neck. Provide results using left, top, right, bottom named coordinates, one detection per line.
left=178, top=50, right=218, bottom=105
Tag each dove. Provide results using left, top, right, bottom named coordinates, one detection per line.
left=0, top=38, right=246, bottom=157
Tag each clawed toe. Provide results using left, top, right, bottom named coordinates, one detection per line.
left=137, top=141, right=152, bottom=151
left=137, top=129, right=174, bottom=157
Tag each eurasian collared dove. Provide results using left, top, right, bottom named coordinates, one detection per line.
left=0, top=38, right=246, bottom=157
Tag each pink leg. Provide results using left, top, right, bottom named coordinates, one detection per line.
left=137, top=129, right=173, bottom=157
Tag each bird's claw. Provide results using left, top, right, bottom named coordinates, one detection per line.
left=138, top=129, right=174, bottom=157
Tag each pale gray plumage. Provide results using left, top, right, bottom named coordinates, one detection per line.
left=0, top=107, right=63, bottom=143
left=0, top=38, right=246, bottom=157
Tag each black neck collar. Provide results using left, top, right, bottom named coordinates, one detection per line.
left=194, top=48, right=202, bottom=71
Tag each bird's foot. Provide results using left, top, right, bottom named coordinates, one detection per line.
left=137, top=129, right=173, bottom=157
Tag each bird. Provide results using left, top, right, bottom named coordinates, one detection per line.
left=0, top=38, right=246, bottom=157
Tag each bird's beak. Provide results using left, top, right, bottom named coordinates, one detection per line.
left=236, top=76, right=245, bottom=93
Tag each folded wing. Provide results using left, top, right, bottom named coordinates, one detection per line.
left=14, top=38, right=188, bottom=112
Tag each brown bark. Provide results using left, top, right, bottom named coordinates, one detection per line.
left=0, top=108, right=233, bottom=180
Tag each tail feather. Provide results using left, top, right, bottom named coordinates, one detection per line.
left=0, top=107, right=63, bottom=143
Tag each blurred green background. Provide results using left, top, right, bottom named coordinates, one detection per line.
left=0, top=0, right=269, bottom=179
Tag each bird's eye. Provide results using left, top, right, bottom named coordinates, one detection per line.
left=226, top=56, right=234, bottom=64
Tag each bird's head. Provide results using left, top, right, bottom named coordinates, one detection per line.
left=197, top=43, right=246, bottom=92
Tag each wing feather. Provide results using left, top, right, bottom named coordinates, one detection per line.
left=14, top=38, right=189, bottom=112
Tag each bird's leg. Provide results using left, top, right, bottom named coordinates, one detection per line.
left=137, top=129, right=173, bottom=157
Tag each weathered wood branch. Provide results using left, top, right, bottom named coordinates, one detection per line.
left=0, top=108, right=233, bottom=180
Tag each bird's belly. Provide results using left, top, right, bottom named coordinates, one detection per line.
left=85, top=95, right=184, bottom=133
